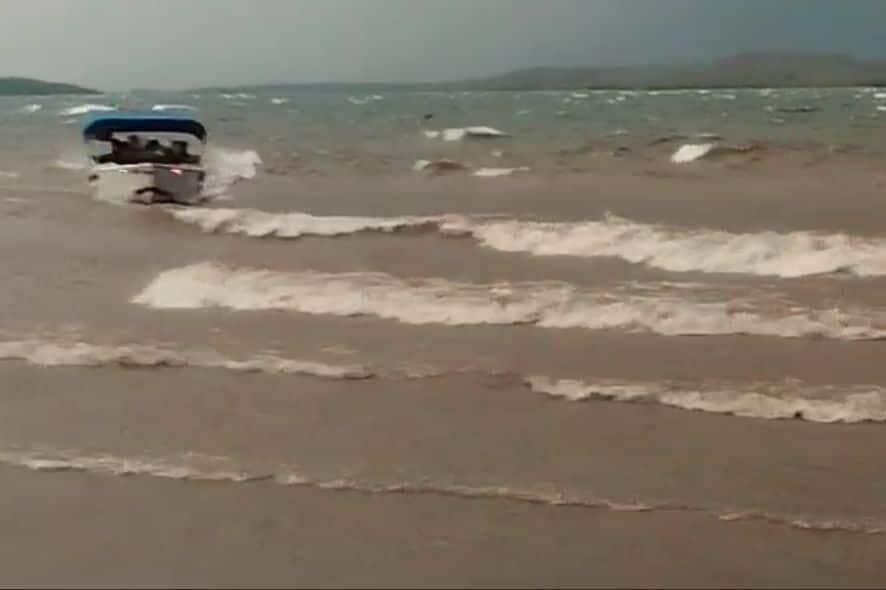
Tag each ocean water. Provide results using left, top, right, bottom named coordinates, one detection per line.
left=3, top=86, right=886, bottom=584
left=1, top=86, right=886, bottom=178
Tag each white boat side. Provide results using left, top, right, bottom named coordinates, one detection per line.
left=88, top=163, right=206, bottom=205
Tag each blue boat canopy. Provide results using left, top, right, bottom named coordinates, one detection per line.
left=81, top=111, right=207, bottom=142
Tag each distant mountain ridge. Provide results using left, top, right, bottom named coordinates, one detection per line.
left=456, top=53, right=886, bottom=90
left=0, top=77, right=99, bottom=96
left=195, top=53, right=886, bottom=93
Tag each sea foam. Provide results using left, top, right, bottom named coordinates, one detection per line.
left=58, top=104, right=116, bottom=116
left=133, top=262, right=886, bottom=340
left=169, top=208, right=886, bottom=279
left=528, top=376, right=886, bottom=423
left=0, top=339, right=372, bottom=379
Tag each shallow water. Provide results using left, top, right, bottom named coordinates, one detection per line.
left=2, top=86, right=886, bottom=584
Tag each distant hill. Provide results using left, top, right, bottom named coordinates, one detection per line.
left=199, top=53, right=886, bottom=93
left=447, top=53, right=886, bottom=90
left=0, top=77, right=99, bottom=96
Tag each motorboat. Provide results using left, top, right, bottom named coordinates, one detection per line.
left=82, top=111, right=208, bottom=205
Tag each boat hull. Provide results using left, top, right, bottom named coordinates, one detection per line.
left=89, top=164, right=206, bottom=205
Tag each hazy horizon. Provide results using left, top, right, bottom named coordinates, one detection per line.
left=1, top=0, right=884, bottom=90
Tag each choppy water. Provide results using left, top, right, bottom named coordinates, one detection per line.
left=2, top=86, right=886, bottom=179
left=3, top=85, right=886, bottom=584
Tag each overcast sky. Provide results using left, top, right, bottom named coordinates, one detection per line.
left=0, top=0, right=883, bottom=89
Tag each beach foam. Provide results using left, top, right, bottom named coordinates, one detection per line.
left=1, top=446, right=879, bottom=534
left=133, top=262, right=886, bottom=340
left=0, top=339, right=372, bottom=379
left=528, top=376, right=886, bottom=423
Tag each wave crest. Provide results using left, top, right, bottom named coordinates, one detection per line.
left=2, top=447, right=880, bottom=534
left=58, top=104, right=116, bottom=116
left=168, top=207, right=886, bottom=279
left=527, top=376, right=886, bottom=423
left=132, top=262, right=886, bottom=340
left=0, top=339, right=372, bottom=379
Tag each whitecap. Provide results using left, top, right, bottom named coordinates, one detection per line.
left=19, top=104, right=42, bottom=114
left=425, top=126, right=509, bottom=141
left=442, top=128, right=467, bottom=141
left=670, top=143, right=716, bottom=163
left=220, top=93, right=254, bottom=100
left=58, top=104, right=116, bottom=116
left=472, top=167, right=530, bottom=177
left=151, top=104, right=196, bottom=111
left=270, top=97, right=289, bottom=105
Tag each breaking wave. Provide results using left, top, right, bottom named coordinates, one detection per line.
left=528, top=376, right=886, bottom=424
left=671, top=143, right=716, bottom=163
left=444, top=214, right=886, bottom=278
left=0, top=339, right=372, bottom=379
left=1, top=446, right=879, bottom=534
left=132, top=262, right=886, bottom=340
left=201, top=148, right=263, bottom=196
left=670, top=142, right=761, bottom=164
left=168, top=208, right=886, bottom=279
left=168, top=207, right=440, bottom=238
